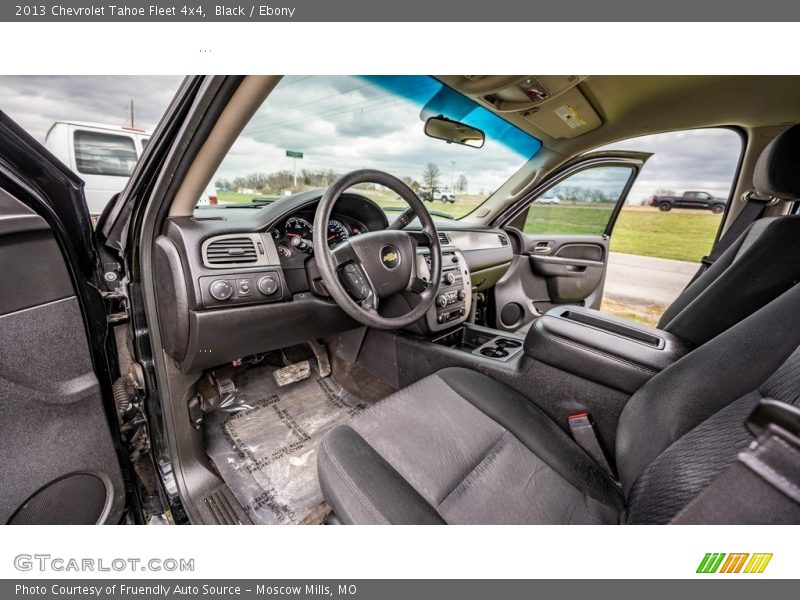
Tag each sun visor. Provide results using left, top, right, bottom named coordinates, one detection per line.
left=520, top=87, right=602, bottom=139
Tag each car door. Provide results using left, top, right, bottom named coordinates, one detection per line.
left=0, top=111, right=129, bottom=524
left=490, top=151, right=649, bottom=332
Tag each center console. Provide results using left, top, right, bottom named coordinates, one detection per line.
left=433, top=326, right=524, bottom=361
left=523, top=305, right=695, bottom=394
left=417, top=249, right=473, bottom=333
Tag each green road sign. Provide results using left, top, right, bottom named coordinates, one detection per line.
left=286, top=150, right=304, bottom=158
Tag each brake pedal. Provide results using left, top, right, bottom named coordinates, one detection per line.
left=273, top=361, right=311, bottom=386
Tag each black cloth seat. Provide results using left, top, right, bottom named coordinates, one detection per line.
left=319, top=280, right=800, bottom=524
left=319, top=368, right=623, bottom=524
left=318, top=124, right=800, bottom=525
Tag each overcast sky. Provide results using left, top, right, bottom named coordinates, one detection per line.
left=0, top=75, right=183, bottom=140
left=217, top=75, right=535, bottom=194
left=0, top=75, right=742, bottom=202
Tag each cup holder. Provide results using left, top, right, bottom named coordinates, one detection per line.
left=474, top=336, right=523, bottom=360
left=480, top=347, right=509, bottom=358
left=496, top=338, right=521, bottom=349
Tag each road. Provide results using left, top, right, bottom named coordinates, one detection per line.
left=605, top=252, right=698, bottom=307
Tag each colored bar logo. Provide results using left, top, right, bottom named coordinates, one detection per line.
left=696, top=553, right=772, bottom=574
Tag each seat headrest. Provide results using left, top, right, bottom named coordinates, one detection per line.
left=754, top=123, right=800, bottom=200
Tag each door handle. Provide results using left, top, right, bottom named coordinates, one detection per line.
left=533, top=246, right=552, bottom=254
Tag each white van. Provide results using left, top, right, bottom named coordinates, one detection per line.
left=45, top=121, right=151, bottom=215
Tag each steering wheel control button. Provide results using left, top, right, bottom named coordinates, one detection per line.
left=257, top=275, right=279, bottom=296
left=341, top=266, right=370, bottom=300
left=209, top=280, right=234, bottom=301
left=380, top=245, right=401, bottom=269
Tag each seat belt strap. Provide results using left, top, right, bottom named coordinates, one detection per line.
left=685, top=194, right=772, bottom=287
left=568, top=412, right=616, bottom=479
left=671, top=400, right=800, bottom=524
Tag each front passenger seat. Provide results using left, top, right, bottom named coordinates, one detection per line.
left=655, top=123, right=800, bottom=346
left=318, top=271, right=800, bottom=524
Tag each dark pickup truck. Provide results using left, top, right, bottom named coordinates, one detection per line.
left=650, top=190, right=727, bottom=213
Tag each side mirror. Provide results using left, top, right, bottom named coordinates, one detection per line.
left=424, top=116, right=485, bottom=149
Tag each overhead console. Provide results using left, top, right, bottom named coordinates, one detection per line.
left=524, top=305, right=695, bottom=394
left=444, top=75, right=602, bottom=140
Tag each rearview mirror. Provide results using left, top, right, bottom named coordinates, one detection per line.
left=424, top=116, right=485, bottom=149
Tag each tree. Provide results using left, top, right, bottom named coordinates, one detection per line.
left=422, top=163, right=441, bottom=191
left=402, top=176, right=421, bottom=193
left=456, top=174, right=468, bottom=193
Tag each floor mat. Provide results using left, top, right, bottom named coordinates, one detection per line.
left=204, top=362, right=372, bottom=525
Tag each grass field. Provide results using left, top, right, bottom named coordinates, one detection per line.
left=216, top=189, right=483, bottom=220
left=525, top=204, right=722, bottom=263
left=217, top=191, right=720, bottom=264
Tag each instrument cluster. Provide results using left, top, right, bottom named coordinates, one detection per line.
left=270, top=213, right=367, bottom=259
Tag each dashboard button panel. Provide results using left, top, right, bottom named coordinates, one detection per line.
left=199, top=270, right=284, bottom=308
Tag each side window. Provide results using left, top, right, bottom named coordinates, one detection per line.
left=140, top=137, right=150, bottom=151
left=523, top=165, right=634, bottom=235
left=598, top=128, right=742, bottom=326
left=74, top=130, right=137, bottom=177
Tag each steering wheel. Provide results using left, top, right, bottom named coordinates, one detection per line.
left=313, top=169, right=442, bottom=329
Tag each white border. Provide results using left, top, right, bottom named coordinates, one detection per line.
left=0, top=525, right=795, bottom=579
left=0, top=20, right=797, bottom=581
left=0, top=22, right=797, bottom=75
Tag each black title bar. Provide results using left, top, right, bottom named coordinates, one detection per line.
left=4, top=0, right=800, bottom=21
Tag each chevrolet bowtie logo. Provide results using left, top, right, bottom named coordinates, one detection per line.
left=380, top=246, right=400, bottom=268
left=696, top=553, right=773, bottom=574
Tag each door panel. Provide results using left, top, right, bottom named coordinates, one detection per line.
left=0, top=115, right=125, bottom=524
left=494, top=234, right=609, bottom=331
left=490, top=152, right=649, bottom=332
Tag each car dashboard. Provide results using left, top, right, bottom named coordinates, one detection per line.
left=152, top=189, right=513, bottom=373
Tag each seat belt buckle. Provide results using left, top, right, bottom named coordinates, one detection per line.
left=568, top=412, right=617, bottom=480
left=746, top=399, right=800, bottom=439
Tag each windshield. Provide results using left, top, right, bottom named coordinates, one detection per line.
left=206, top=75, right=542, bottom=218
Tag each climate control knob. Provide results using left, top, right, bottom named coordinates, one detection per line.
left=436, top=294, right=449, bottom=307
left=457, top=289, right=466, bottom=301
left=209, top=280, right=233, bottom=301
left=444, top=272, right=456, bottom=284
left=257, top=275, right=279, bottom=296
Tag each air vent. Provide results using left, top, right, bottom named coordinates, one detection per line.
left=498, top=234, right=509, bottom=247
left=438, top=232, right=450, bottom=245
left=205, top=237, right=257, bottom=265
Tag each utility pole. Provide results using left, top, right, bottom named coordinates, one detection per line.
left=129, top=100, right=135, bottom=128
left=450, top=161, right=457, bottom=192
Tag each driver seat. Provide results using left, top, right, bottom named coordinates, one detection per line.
left=318, top=278, right=800, bottom=524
